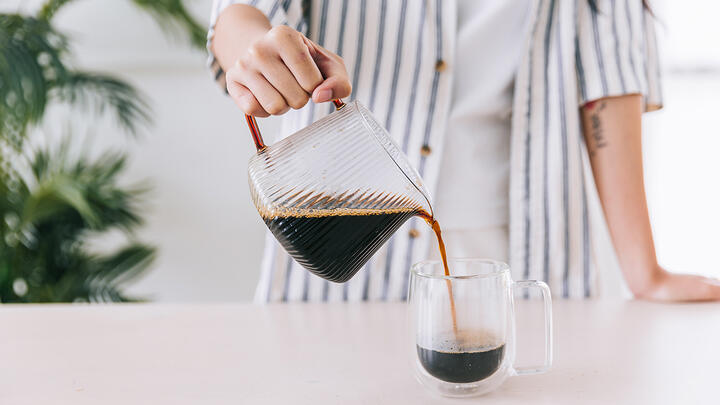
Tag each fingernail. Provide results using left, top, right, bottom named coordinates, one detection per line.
left=315, top=89, right=332, bottom=102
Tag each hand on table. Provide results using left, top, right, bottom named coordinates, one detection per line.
left=636, top=266, right=720, bottom=302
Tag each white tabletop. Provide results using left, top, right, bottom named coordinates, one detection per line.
left=2, top=300, right=719, bottom=404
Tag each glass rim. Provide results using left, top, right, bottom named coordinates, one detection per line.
left=410, top=258, right=510, bottom=280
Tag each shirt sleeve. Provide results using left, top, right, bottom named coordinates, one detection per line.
left=207, top=0, right=307, bottom=91
left=576, top=0, right=662, bottom=112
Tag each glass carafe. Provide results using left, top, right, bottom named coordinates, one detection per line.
left=245, top=100, right=432, bottom=283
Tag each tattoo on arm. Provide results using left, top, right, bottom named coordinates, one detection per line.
left=586, top=100, right=608, bottom=157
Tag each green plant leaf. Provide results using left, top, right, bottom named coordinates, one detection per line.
left=55, top=71, right=152, bottom=136
left=22, top=173, right=99, bottom=227
left=2, top=144, right=155, bottom=303
left=0, top=14, right=68, bottom=148
left=0, top=0, right=204, bottom=303
left=38, top=0, right=77, bottom=21
left=89, top=243, right=156, bottom=301
left=131, top=0, right=207, bottom=49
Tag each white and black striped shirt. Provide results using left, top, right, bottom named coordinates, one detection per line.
left=207, top=0, right=662, bottom=302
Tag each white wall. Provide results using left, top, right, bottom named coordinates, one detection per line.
left=3, top=1, right=718, bottom=301
left=644, top=76, right=720, bottom=277
left=643, top=1, right=720, bottom=279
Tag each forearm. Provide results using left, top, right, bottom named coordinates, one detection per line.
left=581, top=95, right=662, bottom=296
left=211, top=4, right=271, bottom=71
left=581, top=94, right=720, bottom=301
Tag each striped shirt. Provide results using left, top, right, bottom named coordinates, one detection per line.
left=207, top=0, right=662, bottom=302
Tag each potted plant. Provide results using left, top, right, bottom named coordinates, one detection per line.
left=0, top=0, right=204, bottom=302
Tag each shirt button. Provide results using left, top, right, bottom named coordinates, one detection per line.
left=435, top=59, right=447, bottom=72
left=408, top=228, right=421, bottom=238
left=420, top=145, right=432, bottom=157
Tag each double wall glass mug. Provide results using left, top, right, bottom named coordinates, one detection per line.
left=408, top=259, right=552, bottom=398
left=245, top=100, right=433, bottom=283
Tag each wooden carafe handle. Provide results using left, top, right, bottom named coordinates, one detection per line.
left=246, top=99, right=346, bottom=152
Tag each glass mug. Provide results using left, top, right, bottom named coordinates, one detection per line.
left=408, top=259, right=552, bottom=397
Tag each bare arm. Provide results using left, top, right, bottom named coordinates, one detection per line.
left=582, top=94, right=720, bottom=302
left=211, top=4, right=351, bottom=117
left=212, top=5, right=272, bottom=71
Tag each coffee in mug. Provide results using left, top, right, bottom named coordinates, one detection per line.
left=416, top=329, right=506, bottom=383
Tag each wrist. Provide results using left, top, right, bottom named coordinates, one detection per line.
left=213, top=4, right=271, bottom=70
left=626, top=264, right=667, bottom=300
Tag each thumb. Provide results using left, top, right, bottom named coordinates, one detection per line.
left=305, top=38, right=352, bottom=103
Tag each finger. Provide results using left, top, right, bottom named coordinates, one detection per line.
left=256, top=56, right=310, bottom=110
left=241, top=70, right=290, bottom=116
left=306, top=41, right=352, bottom=102
left=312, top=75, right=352, bottom=103
left=277, top=35, right=324, bottom=94
left=226, top=69, right=269, bottom=117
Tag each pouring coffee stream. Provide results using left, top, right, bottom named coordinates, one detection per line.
left=418, top=212, right=459, bottom=336
left=245, top=99, right=457, bottom=334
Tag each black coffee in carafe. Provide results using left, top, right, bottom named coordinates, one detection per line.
left=263, top=205, right=454, bottom=283
left=263, top=200, right=459, bottom=333
left=417, top=330, right=506, bottom=383
left=263, top=207, right=417, bottom=282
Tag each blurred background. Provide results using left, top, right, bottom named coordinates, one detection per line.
left=0, top=0, right=717, bottom=303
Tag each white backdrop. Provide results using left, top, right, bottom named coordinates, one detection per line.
left=2, top=1, right=718, bottom=301
left=643, top=1, right=720, bottom=281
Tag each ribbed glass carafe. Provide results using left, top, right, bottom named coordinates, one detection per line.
left=247, top=101, right=432, bottom=282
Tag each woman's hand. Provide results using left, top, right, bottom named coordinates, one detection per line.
left=212, top=4, right=351, bottom=117
left=637, top=266, right=720, bottom=302
left=225, top=25, right=351, bottom=117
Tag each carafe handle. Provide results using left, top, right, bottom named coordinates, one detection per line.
left=245, top=99, right=346, bottom=151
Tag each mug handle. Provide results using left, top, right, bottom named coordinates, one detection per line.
left=511, top=280, right=553, bottom=375
left=245, top=99, right=346, bottom=151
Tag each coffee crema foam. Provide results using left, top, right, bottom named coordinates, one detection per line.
left=259, top=206, right=420, bottom=219
left=425, top=329, right=504, bottom=353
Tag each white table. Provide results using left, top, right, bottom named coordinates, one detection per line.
left=2, top=301, right=719, bottom=404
